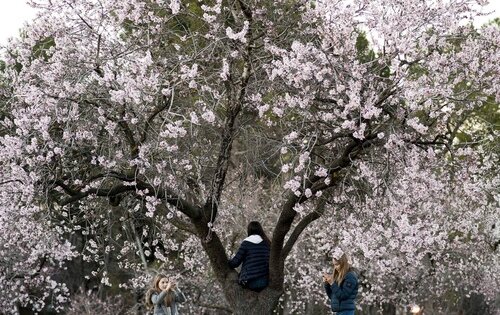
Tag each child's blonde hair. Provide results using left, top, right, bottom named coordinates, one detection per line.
left=144, top=274, right=174, bottom=309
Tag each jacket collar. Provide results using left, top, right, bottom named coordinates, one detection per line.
left=244, top=234, right=263, bottom=244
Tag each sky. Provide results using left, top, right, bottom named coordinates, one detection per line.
left=0, top=0, right=499, bottom=46
left=0, top=1, right=37, bottom=45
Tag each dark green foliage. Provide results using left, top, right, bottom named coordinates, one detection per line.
left=356, top=32, right=391, bottom=78
left=355, top=32, right=375, bottom=63
left=32, top=36, right=56, bottom=60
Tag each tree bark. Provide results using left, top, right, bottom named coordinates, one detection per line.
left=222, top=282, right=282, bottom=315
left=192, top=217, right=283, bottom=314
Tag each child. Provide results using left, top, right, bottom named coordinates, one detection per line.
left=145, top=274, right=187, bottom=315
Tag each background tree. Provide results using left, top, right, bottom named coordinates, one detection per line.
left=0, top=0, right=498, bottom=314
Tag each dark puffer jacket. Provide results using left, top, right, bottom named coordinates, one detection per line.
left=324, top=270, right=358, bottom=312
left=228, top=235, right=270, bottom=283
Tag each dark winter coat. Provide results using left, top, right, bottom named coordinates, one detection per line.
left=324, top=270, right=358, bottom=312
left=228, top=235, right=270, bottom=283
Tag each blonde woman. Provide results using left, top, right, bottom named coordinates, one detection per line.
left=145, top=274, right=187, bottom=315
left=322, top=249, right=358, bottom=315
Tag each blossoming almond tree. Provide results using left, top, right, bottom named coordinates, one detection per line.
left=0, top=0, right=498, bottom=313
left=0, top=165, right=76, bottom=313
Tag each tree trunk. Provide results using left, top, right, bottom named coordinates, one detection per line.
left=222, top=276, right=283, bottom=315
left=194, top=214, right=284, bottom=314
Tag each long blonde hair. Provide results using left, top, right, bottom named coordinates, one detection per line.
left=332, top=253, right=350, bottom=284
left=144, top=274, right=174, bottom=309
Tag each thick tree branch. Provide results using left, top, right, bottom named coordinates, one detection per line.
left=157, top=204, right=197, bottom=235
left=12, top=255, right=47, bottom=279
left=269, top=140, right=365, bottom=288
left=282, top=197, right=328, bottom=260
left=204, top=107, right=241, bottom=219
left=193, top=221, right=232, bottom=281
left=204, top=3, right=254, bottom=220
left=58, top=183, right=137, bottom=206
left=117, top=120, right=139, bottom=158
left=55, top=176, right=202, bottom=219
left=0, top=179, right=24, bottom=186
left=140, top=91, right=173, bottom=143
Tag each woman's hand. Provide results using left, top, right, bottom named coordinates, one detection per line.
left=170, top=280, right=177, bottom=290
left=165, top=281, right=173, bottom=291
left=323, top=273, right=333, bottom=284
